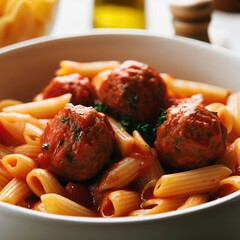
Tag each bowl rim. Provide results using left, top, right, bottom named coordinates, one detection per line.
left=0, top=29, right=240, bottom=224
left=1, top=28, right=240, bottom=59
left=0, top=190, right=240, bottom=224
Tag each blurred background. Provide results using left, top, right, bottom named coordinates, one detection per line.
left=1, top=0, right=240, bottom=53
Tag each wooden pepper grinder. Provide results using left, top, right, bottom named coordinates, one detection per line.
left=170, top=0, right=213, bottom=43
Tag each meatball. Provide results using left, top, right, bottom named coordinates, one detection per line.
left=41, top=73, right=96, bottom=106
left=99, top=60, right=166, bottom=123
left=38, top=104, right=115, bottom=181
left=154, top=103, right=227, bottom=170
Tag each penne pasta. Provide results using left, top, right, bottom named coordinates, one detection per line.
left=154, top=165, right=232, bottom=198
left=0, top=162, right=13, bottom=190
left=23, top=123, right=42, bottom=146
left=14, top=144, right=41, bottom=158
left=217, top=139, right=239, bottom=173
left=100, top=190, right=141, bottom=217
left=41, top=193, right=96, bottom=217
left=2, top=93, right=72, bottom=119
left=132, top=130, right=151, bottom=153
left=227, top=91, right=240, bottom=136
left=129, top=197, right=187, bottom=216
left=213, top=176, right=240, bottom=198
left=234, top=138, right=240, bottom=165
left=99, top=157, right=142, bottom=192
left=0, top=99, right=22, bottom=111
left=32, top=201, right=45, bottom=212
left=0, top=178, right=31, bottom=205
left=0, top=59, right=239, bottom=218
left=26, top=168, right=65, bottom=197
left=92, top=70, right=111, bottom=92
left=161, top=73, right=230, bottom=104
left=0, top=143, right=13, bottom=159
left=178, top=193, right=209, bottom=210
left=0, top=112, right=44, bottom=145
left=107, top=116, right=135, bottom=157
left=2, top=154, right=37, bottom=179
left=56, top=60, right=120, bottom=78
left=205, top=103, right=234, bottom=134
left=132, top=130, right=165, bottom=197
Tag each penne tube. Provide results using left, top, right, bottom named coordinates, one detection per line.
left=205, top=103, right=233, bottom=134
left=178, top=193, right=209, bottom=210
left=132, top=130, right=165, bottom=197
left=161, top=73, right=230, bottom=104
left=0, top=162, right=13, bottom=190
left=92, top=70, right=111, bottom=92
left=37, top=119, right=49, bottom=130
left=129, top=197, right=187, bottom=216
left=26, top=168, right=65, bottom=197
left=14, top=144, right=41, bottom=158
left=107, top=116, right=135, bottom=157
left=41, top=193, right=96, bottom=217
left=217, top=139, right=239, bottom=173
left=2, top=154, right=37, bottom=179
left=134, top=157, right=164, bottom=197
left=0, top=113, right=27, bottom=144
left=56, top=60, right=120, bottom=78
left=2, top=93, right=71, bottom=119
left=212, top=176, right=240, bottom=198
left=0, top=178, right=31, bottom=205
left=132, top=130, right=151, bottom=153
left=234, top=138, right=240, bottom=165
left=0, top=99, right=22, bottom=111
left=0, top=112, right=44, bottom=145
left=33, top=201, right=45, bottom=212
left=140, top=179, right=157, bottom=201
left=0, top=143, right=14, bottom=159
left=100, top=190, right=141, bottom=217
left=154, top=165, right=232, bottom=198
left=99, top=157, right=142, bottom=192
left=227, top=91, right=240, bottom=136
left=23, top=123, right=42, bottom=146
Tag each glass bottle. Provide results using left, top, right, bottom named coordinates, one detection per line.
left=93, top=0, right=145, bottom=29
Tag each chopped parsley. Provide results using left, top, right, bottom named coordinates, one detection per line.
left=94, top=102, right=109, bottom=113
left=119, top=115, right=134, bottom=132
left=174, top=137, right=182, bottom=152
left=73, top=124, right=81, bottom=134
left=156, top=108, right=167, bottom=127
left=118, top=108, right=168, bottom=147
left=136, top=123, right=156, bottom=147
left=61, top=116, right=70, bottom=123
left=211, top=111, right=218, bottom=116
left=125, top=92, right=139, bottom=109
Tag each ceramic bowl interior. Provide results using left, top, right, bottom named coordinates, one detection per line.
left=0, top=31, right=240, bottom=240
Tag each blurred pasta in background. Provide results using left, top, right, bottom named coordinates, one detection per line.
left=0, top=0, right=59, bottom=47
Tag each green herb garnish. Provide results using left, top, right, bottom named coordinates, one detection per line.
left=94, top=103, right=109, bottom=113
left=211, top=111, right=218, bottom=116
left=156, top=108, right=167, bottom=127
left=61, top=116, right=70, bottom=123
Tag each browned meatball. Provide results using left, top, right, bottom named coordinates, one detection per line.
left=154, top=103, right=227, bottom=170
left=41, top=73, right=96, bottom=106
left=38, top=104, right=115, bottom=181
left=98, top=60, right=166, bottom=123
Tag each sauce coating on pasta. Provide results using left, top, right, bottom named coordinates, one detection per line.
left=0, top=59, right=239, bottom=218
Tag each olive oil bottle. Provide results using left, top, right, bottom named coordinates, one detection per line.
left=93, top=0, right=145, bottom=29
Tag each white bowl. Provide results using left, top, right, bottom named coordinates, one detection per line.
left=0, top=31, right=240, bottom=240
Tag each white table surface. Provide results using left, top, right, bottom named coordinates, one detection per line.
left=51, top=0, right=240, bottom=54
